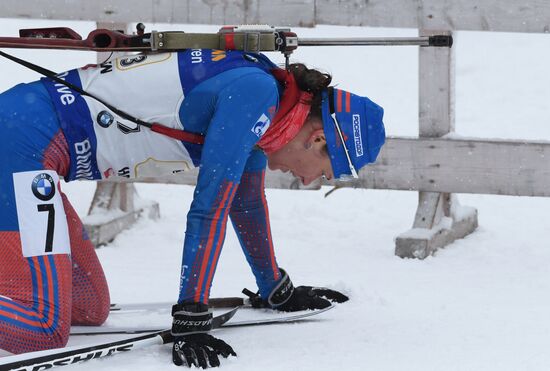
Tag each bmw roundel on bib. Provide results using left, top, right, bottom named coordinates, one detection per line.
left=31, top=173, right=56, bottom=201
left=13, top=170, right=70, bottom=257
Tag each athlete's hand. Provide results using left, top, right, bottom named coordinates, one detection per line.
left=244, top=268, right=349, bottom=312
left=171, top=302, right=237, bottom=368
left=277, top=285, right=349, bottom=312
left=173, top=334, right=236, bottom=368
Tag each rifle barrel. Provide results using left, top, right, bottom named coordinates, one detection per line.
left=297, top=37, right=432, bottom=47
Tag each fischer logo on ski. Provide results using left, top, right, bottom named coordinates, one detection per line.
left=14, top=345, right=134, bottom=371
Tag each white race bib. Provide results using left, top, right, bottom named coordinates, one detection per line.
left=13, top=170, right=70, bottom=257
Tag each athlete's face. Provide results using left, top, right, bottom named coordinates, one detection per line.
left=266, top=117, right=333, bottom=186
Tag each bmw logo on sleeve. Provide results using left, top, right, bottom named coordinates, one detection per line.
left=97, top=110, right=114, bottom=128
left=31, top=173, right=56, bottom=201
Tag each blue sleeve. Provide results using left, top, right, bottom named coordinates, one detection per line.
left=229, top=150, right=282, bottom=299
left=178, top=71, right=279, bottom=304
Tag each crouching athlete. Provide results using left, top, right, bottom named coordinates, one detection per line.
left=0, top=48, right=385, bottom=367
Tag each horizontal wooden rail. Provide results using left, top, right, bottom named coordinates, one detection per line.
left=2, top=0, right=550, bottom=33
left=106, top=137, right=550, bottom=198
left=349, top=137, right=550, bottom=197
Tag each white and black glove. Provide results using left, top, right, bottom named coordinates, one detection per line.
left=244, top=268, right=349, bottom=312
left=171, top=302, right=236, bottom=368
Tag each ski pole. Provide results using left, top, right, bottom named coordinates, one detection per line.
left=0, top=307, right=238, bottom=371
left=0, top=329, right=172, bottom=371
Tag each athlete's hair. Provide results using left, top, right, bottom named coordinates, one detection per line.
left=288, top=63, right=332, bottom=120
left=288, top=63, right=331, bottom=154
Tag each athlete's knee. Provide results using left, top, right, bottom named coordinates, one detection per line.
left=71, top=247, right=111, bottom=326
left=44, top=323, right=71, bottom=351
left=73, top=299, right=109, bottom=326
left=0, top=316, right=70, bottom=354
left=71, top=278, right=110, bottom=326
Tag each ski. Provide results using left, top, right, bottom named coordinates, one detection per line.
left=71, top=305, right=334, bottom=336
left=0, top=307, right=238, bottom=371
left=109, top=296, right=247, bottom=312
left=219, top=304, right=333, bottom=327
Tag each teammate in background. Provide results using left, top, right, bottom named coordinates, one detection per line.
left=0, top=49, right=385, bottom=367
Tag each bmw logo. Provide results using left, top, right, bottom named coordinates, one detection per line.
left=31, top=173, right=56, bottom=201
left=97, top=110, right=114, bottom=128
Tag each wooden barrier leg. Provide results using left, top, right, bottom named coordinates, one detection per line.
left=83, top=182, right=160, bottom=246
left=395, top=30, right=478, bottom=259
left=395, top=192, right=478, bottom=259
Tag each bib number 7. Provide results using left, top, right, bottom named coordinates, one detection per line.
left=37, top=203, right=55, bottom=253
left=13, top=171, right=70, bottom=257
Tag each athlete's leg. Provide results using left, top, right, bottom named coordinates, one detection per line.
left=0, top=231, right=72, bottom=354
left=0, top=82, right=73, bottom=353
left=62, top=193, right=110, bottom=326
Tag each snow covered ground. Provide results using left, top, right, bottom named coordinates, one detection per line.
left=1, top=18, right=550, bottom=371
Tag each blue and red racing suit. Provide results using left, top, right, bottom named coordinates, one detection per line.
left=0, top=49, right=283, bottom=353
left=0, top=82, right=110, bottom=354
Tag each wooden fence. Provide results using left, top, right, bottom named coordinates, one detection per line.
left=3, top=1, right=548, bottom=257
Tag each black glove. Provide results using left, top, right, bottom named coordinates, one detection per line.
left=171, top=302, right=237, bottom=368
left=173, top=333, right=236, bottom=368
left=244, top=268, right=349, bottom=312
left=278, top=285, right=349, bottom=312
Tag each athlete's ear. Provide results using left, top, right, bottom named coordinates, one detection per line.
left=306, top=129, right=326, bottom=149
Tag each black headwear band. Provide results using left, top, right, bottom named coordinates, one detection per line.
left=327, top=87, right=335, bottom=114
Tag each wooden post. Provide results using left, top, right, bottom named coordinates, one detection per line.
left=82, top=22, right=160, bottom=246
left=394, top=30, right=478, bottom=259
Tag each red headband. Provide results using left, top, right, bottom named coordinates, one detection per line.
left=257, top=69, right=313, bottom=154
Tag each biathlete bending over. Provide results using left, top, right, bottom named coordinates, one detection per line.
left=0, top=48, right=385, bottom=367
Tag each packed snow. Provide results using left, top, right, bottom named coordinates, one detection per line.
left=1, top=18, right=550, bottom=371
